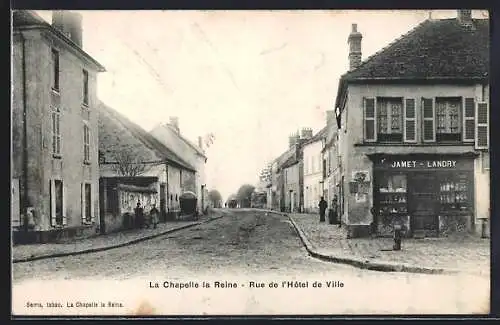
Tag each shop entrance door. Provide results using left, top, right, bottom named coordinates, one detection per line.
left=409, top=174, right=439, bottom=237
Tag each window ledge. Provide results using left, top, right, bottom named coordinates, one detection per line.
left=82, top=103, right=90, bottom=109
left=82, top=221, right=94, bottom=226
left=51, top=88, right=60, bottom=95
left=84, top=160, right=92, bottom=165
left=52, top=154, right=62, bottom=159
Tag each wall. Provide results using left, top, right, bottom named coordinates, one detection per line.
left=284, top=163, right=300, bottom=212
left=303, top=140, right=323, bottom=212
left=150, top=125, right=207, bottom=211
left=167, top=165, right=182, bottom=211
left=12, top=29, right=100, bottom=234
left=341, top=83, right=488, bottom=236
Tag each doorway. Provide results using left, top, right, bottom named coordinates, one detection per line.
left=408, top=173, right=439, bottom=237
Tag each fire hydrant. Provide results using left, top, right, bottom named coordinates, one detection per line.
left=393, top=224, right=402, bottom=251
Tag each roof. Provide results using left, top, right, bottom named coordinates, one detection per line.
left=13, top=10, right=106, bottom=72
left=302, top=126, right=327, bottom=146
left=335, top=17, right=489, bottom=109
left=163, top=124, right=207, bottom=159
left=98, top=101, right=196, bottom=172
left=281, top=155, right=299, bottom=169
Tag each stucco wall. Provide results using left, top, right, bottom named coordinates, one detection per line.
left=284, top=163, right=300, bottom=212
left=340, top=83, right=489, bottom=234
left=303, top=140, right=323, bottom=212
left=12, top=30, right=100, bottom=232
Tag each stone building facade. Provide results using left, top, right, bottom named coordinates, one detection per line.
left=12, top=10, right=105, bottom=243
left=335, top=11, right=490, bottom=238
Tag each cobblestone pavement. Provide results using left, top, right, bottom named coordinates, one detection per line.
left=12, top=214, right=219, bottom=261
left=12, top=210, right=489, bottom=315
left=290, top=213, right=490, bottom=275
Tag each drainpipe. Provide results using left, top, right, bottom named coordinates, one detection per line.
left=165, top=163, right=169, bottom=212
left=20, top=31, right=30, bottom=232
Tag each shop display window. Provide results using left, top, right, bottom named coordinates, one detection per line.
left=438, top=174, right=470, bottom=212
left=376, top=173, right=407, bottom=215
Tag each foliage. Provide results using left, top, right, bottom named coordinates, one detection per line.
left=236, top=184, right=256, bottom=208
left=208, top=189, right=223, bottom=208
left=110, top=150, right=152, bottom=177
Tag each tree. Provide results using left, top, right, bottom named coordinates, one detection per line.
left=208, top=189, right=223, bottom=208
left=110, top=150, right=152, bottom=177
left=236, top=184, right=255, bottom=208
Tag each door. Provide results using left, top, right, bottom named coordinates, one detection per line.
left=160, top=184, right=166, bottom=220
left=409, top=174, right=439, bottom=237
left=11, top=179, right=20, bottom=229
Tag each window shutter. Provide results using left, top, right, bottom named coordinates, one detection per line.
left=463, top=97, right=475, bottom=142
left=404, top=98, right=417, bottom=142
left=81, top=183, right=86, bottom=223
left=364, top=98, right=376, bottom=142
left=50, top=180, right=56, bottom=226
left=91, top=183, right=95, bottom=223
left=476, top=102, right=489, bottom=149
left=62, top=184, right=67, bottom=226
left=422, top=98, right=435, bottom=142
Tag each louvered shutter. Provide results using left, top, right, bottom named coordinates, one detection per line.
left=463, top=98, right=475, bottom=142
left=404, top=98, right=417, bottom=142
left=364, top=98, right=376, bottom=142
left=81, top=183, right=86, bottom=223
left=50, top=180, right=56, bottom=226
left=62, top=183, right=67, bottom=226
left=476, top=102, right=489, bottom=149
left=422, top=98, right=435, bottom=142
left=91, top=183, right=95, bottom=223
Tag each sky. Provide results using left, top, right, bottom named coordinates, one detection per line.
left=34, top=9, right=488, bottom=200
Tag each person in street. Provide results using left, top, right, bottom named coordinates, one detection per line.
left=318, top=197, right=327, bottom=222
left=150, top=204, right=159, bottom=229
left=134, top=201, right=144, bottom=229
left=332, top=195, right=340, bottom=227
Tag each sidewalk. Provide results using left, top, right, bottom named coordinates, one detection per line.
left=288, top=213, right=490, bottom=275
left=13, top=213, right=224, bottom=263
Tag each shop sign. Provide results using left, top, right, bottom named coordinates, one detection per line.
left=387, top=160, right=457, bottom=169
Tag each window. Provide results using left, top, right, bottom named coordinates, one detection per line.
left=83, top=124, right=90, bottom=162
left=436, top=97, right=462, bottom=142
left=51, top=49, right=60, bottom=91
left=83, top=69, right=89, bottom=106
left=51, top=106, right=61, bottom=156
left=377, top=97, right=403, bottom=142
left=81, top=183, right=94, bottom=223
left=50, top=179, right=66, bottom=226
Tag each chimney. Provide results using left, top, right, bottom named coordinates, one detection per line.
left=198, top=136, right=203, bottom=150
left=348, top=23, right=362, bottom=71
left=301, top=127, right=313, bottom=139
left=52, top=11, right=83, bottom=48
left=457, top=9, right=473, bottom=28
left=326, top=110, right=335, bottom=126
left=169, top=117, right=179, bottom=133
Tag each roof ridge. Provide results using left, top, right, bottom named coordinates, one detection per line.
left=162, top=124, right=207, bottom=158
left=346, top=18, right=431, bottom=77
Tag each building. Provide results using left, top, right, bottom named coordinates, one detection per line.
left=334, top=10, right=490, bottom=238
left=98, top=102, right=197, bottom=232
left=322, top=110, right=343, bottom=219
left=12, top=10, right=106, bottom=243
left=150, top=118, right=209, bottom=214
left=302, top=127, right=327, bottom=213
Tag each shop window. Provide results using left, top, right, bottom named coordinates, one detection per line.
left=377, top=97, right=403, bottom=142
left=376, top=173, right=407, bottom=215
left=438, top=174, right=470, bottom=213
left=435, top=97, right=462, bottom=142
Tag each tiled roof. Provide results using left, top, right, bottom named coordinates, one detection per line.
left=98, top=102, right=196, bottom=172
left=163, top=124, right=207, bottom=159
left=281, top=155, right=299, bottom=169
left=344, top=18, right=489, bottom=81
left=13, top=10, right=105, bottom=72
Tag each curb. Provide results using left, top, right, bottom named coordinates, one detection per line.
left=280, top=213, right=460, bottom=275
left=13, top=215, right=224, bottom=264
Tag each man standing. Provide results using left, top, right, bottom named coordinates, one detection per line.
left=318, top=197, right=327, bottom=222
left=331, top=195, right=340, bottom=227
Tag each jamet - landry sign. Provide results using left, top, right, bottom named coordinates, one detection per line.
left=388, top=160, right=457, bottom=169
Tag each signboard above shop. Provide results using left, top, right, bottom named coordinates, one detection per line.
left=371, top=155, right=474, bottom=171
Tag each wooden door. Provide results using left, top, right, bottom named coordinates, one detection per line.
left=409, top=174, right=439, bottom=237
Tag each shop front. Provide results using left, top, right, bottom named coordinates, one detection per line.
left=369, top=154, right=475, bottom=238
